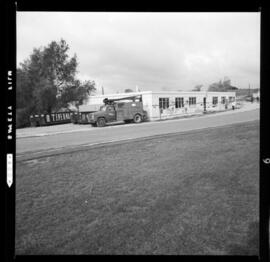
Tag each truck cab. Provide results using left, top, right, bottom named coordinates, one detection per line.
left=87, top=96, right=147, bottom=127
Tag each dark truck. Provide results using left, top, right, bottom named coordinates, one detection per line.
left=86, top=95, right=147, bottom=127
left=71, top=111, right=96, bottom=124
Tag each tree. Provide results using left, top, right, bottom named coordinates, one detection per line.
left=124, top=89, right=134, bottom=93
left=32, top=77, right=58, bottom=114
left=208, top=77, right=238, bottom=92
left=192, top=84, right=203, bottom=91
left=223, top=76, right=231, bottom=88
left=17, top=39, right=96, bottom=115
left=208, top=81, right=224, bottom=91
left=16, top=68, right=33, bottom=109
left=58, top=79, right=96, bottom=110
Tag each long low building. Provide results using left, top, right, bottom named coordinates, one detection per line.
left=79, top=91, right=236, bottom=121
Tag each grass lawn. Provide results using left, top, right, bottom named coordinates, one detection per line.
left=15, top=121, right=259, bottom=255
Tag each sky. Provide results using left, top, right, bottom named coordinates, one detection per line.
left=17, top=12, right=260, bottom=94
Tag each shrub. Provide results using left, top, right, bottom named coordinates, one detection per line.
left=16, top=108, right=32, bottom=128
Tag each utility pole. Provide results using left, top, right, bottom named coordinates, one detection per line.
left=248, top=83, right=254, bottom=103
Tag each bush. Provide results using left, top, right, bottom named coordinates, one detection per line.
left=16, top=108, right=32, bottom=128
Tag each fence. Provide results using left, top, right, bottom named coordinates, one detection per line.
left=29, top=112, right=73, bottom=127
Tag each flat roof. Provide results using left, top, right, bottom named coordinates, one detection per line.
left=89, top=90, right=236, bottom=98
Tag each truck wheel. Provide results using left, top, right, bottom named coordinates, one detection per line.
left=133, top=114, right=142, bottom=123
left=97, top=117, right=106, bottom=127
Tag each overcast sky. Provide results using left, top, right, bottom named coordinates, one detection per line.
left=17, top=12, right=260, bottom=94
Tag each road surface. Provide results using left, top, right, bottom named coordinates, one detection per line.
left=16, top=109, right=259, bottom=160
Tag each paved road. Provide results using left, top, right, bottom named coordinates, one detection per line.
left=16, top=109, right=259, bottom=158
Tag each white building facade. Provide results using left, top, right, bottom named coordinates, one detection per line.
left=252, top=90, right=260, bottom=100
left=79, top=91, right=236, bottom=121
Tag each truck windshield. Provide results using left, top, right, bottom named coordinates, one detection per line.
left=100, top=106, right=106, bottom=111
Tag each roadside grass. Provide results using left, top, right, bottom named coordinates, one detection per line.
left=16, top=121, right=259, bottom=255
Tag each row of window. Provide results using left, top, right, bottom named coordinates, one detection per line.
left=159, top=97, right=196, bottom=109
left=159, top=96, right=235, bottom=109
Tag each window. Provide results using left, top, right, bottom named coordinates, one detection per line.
left=229, top=96, right=235, bottom=102
left=212, top=97, right=218, bottom=105
left=107, top=106, right=114, bottom=112
left=117, top=103, right=124, bottom=108
left=189, top=97, right=196, bottom=106
left=221, top=97, right=226, bottom=104
left=175, top=97, right=184, bottom=108
left=159, top=98, right=169, bottom=109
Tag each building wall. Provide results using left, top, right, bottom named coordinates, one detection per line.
left=79, top=91, right=152, bottom=113
left=151, top=92, right=204, bottom=120
left=141, top=93, right=153, bottom=119
left=150, top=91, right=236, bottom=120
left=80, top=91, right=236, bottom=121
left=252, top=91, right=260, bottom=99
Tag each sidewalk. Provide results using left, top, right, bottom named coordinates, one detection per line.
left=16, top=123, right=93, bottom=138
left=16, top=102, right=260, bottom=139
left=235, top=101, right=260, bottom=112
left=204, top=101, right=259, bottom=116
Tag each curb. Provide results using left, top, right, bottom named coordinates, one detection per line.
left=16, top=105, right=260, bottom=139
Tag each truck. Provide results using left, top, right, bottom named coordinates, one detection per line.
left=86, top=95, right=147, bottom=127
left=71, top=111, right=96, bottom=124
